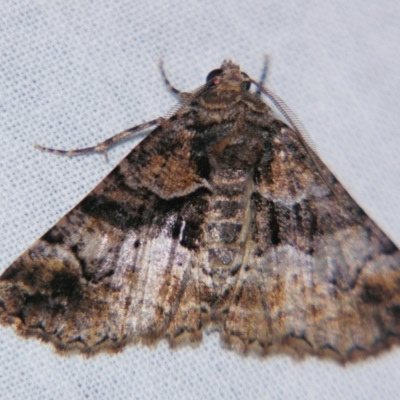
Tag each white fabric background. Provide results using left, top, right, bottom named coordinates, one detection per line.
left=1, top=1, right=400, bottom=399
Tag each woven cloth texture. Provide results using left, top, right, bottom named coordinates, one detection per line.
left=1, top=1, right=400, bottom=399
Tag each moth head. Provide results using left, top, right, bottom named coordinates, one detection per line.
left=206, top=60, right=251, bottom=91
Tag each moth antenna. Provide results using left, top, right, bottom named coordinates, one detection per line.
left=159, top=59, right=190, bottom=100
left=160, top=60, right=209, bottom=119
left=252, top=79, right=339, bottom=197
left=255, top=55, right=269, bottom=96
left=252, top=80, right=316, bottom=152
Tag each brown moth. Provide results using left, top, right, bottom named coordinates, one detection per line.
left=1, top=60, right=400, bottom=363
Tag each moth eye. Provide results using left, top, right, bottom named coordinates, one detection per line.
left=241, top=72, right=251, bottom=91
left=206, top=69, right=223, bottom=83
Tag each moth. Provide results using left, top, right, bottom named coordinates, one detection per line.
left=1, top=60, right=400, bottom=363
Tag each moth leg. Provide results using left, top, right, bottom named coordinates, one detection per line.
left=34, top=118, right=161, bottom=158
left=255, top=55, right=269, bottom=96
left=159, top=59, right=191, bottom=101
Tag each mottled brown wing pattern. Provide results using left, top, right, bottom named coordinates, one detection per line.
left=220, top=120, right=400, bottom=361
left=1, top=60, right=400, bottom=362
left=0, top=122, right=212, bottom=353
